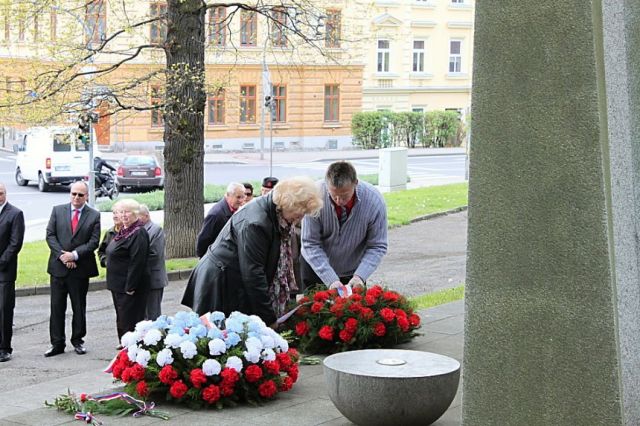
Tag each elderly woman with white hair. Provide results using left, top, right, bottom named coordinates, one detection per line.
left=182, top=176, right=323, bottom=326
left=105, top=198, right=150, bottom=341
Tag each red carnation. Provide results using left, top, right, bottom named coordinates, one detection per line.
left=366, top=286, right=383, bottom=298
left=397, top=316, right=410, bottom=332
left=409, top=314, right=421, bottom=327
left=287, top=364, right=299, bottom=382
left=394, top=308, right=407, bottom=319
left=80, top=393, right=87, bottom=402
left=339, top=329, right=354, bottom=342
left=344, top=317, right=359, bottom=333
left=359, top=307, right=374, bottom=320
left=318, top=325, right=334, bottom=341
left=221, top=382, right=235, bottom=397
left=258, top=380, right=278, bottom=398
left=279, top=376, right=294, bottom=392
left=383, top=291, right=400, bottom=302
left=295, top=321, right=310, bottom=336
left=190, top=368, right=207, bottom=389
left=296, top=306, right=309, bottom=316
left=380, top=307, right=396, bottom=323
left=130, top=364, right=145, bottom=381
left=373, top=322, right=386, bottom=337
left=169, top=380, right=188, bottom=399
left=263, top=360, right=281, bottom=375
left=311, top=302, right=324, bottom=314
left=349, top=294, right=362, bottom=302
left=121, top=367, right=134, bottom=383
left=313, top=291, right=330, bottom=302
left=221, top=367, right=240, bottom=384
left=365, top=295, right=377, bottom=306
left=329, top=304, right=344, bottom=318
left=136, top=380, right=149, bottom=397
left=298, top=296, right=310, bottom=304
left=112, top=362, right=125, bottom=379
left=287, top=348, right=300, bottom=361
left=244, top=365, right=263, bottom=383
left=348, top=303, right=362, bottom=313
left=276, top=352, right=292, bottom=369
left=353, top=285, right=364, bottom=294
left=202, top=384, right=221, bottom=404
left=158, top=365, right=178, bottom=385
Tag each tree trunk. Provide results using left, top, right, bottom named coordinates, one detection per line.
left=164, top=0, right=206, bottom=258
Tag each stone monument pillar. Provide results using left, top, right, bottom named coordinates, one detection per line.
left=464, top=1, right=640, bottom=424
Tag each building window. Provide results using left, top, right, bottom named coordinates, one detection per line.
left=239, top=85, right=256, bottom=123
left=412, top=40, right=425, bottom=72
left=272, top=85, right=286, bottom=122
left=150, top=3, right=167, bottom=44
left=324, top=84, right=339, bottom=122
left=85, top=0, right=106, bottom=48
left=240, top=10, right=256, bottom=46
left=412, top=107, right=425, bottom=113
left=150, top=86, right=164, bottom=127
left=208, top=88, right=225, bottom=125
left=377, top=40, right=390, bottom=72
left=449, top=40, right=462, bottom=73
left=209, top=6, right=226, bottom=46
left=325, top=9, right=341, bottom=48
left=451, top=0, right=465, bottom=4
left=50, top=8, right=57, bottom=41
left=271, top=7, right=287, bottom=47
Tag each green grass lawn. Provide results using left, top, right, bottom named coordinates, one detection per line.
left=16, top=182, right=468, bottom=288
left=411, top=285, right=465, bottom=310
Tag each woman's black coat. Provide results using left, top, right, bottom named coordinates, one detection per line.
left=182, top=193, right=281, bottom=325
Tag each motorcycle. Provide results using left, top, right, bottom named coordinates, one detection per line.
left=94, top=169, right=119, bottom=200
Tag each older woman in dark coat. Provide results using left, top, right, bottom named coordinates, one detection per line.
left=105, top=199, right=150, bottom=340
left=182, top=176, right=322, bottom=326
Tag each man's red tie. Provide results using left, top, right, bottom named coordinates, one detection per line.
left=71, top=209, right=80, bottom=233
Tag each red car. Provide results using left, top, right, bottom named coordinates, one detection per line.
left=116, top=154, right=164, bottom=192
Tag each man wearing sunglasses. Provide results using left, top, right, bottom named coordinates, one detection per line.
left=44, top=181, right=101, bottom=357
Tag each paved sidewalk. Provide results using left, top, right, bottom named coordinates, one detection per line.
left=1, top=297, right=464, bottom=426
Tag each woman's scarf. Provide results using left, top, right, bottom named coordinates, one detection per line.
left=269, top=211, right=298, bottom=318
left=113, top=219, right=144, bottom=242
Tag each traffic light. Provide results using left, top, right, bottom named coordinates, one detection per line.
left=78, top=114, right=90, bottom=133
left=264, top=95, right=272, bottom=107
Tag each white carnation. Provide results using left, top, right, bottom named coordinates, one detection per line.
left=179, top=341, right=198, bottom=359
left=156, top=348, right=174, bottom=367
left=243, top=350, right=261, bottom=364
left=260, top=335, right=275, bottom=349
left=225, top=356, right=243, bottom=373
left=208, top=338, right=226, bottom=356
left=245, top=336, right=263, bottom=353
left=120, top=331, right=140, bottom=348
left=135, top=320, right=154, bottom=334
left=202, top=359, right=222, bottom=376
left=127, top=344, right=139, bottom=362
left=142, top=329, right=163, bottom=346
left=135, top=349, right=151, bottom=368
left=261, top=348, right=276, bottom=361
left=164, top=333, right=183, bottom=349
left=274, top=336, right=289, bottom=353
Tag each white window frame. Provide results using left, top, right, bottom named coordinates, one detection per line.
left=449, top=39, right=462, bottom=73
left=377, top=39, right=390, bottom=73
left=412, top=39, right=426, bottom=73
left=451, top=0, right=465, bottom=4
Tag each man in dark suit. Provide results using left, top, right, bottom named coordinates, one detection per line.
left=45, top=181, right=100, bottom=357
left=139, top=204, right=167, bottom=320
left=195, top=182, right=245, bottom=257
left=0, top=183, right=25, bottom=362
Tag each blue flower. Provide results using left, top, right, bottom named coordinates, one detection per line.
left=207, top=327, right=223, bottom=340
left=225, top=332, right=241, bottom=348
left=189, top=324, right=207, bottom=338
left=225, top=317, right=245, bottom=334
left=210, top=311, right=226, bottom=323
left=152, top=315, right=169, bottom=330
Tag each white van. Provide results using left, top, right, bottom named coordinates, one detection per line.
left=14, top=127, right=91, bottom=192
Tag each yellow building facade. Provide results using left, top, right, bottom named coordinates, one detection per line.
left=0, top=0, right=365, bottom=150
left=361, top=0, right=474, bottom=117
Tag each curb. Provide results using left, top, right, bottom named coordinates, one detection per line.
left=15, top=268, right=194, bottom=298
left=14, top=206, right=469, bottom=297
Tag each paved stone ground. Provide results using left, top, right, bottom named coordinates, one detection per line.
left=1, top=211, right=467, bottom=425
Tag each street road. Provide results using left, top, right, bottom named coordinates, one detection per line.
left=0, top=150, right=466, bottom=226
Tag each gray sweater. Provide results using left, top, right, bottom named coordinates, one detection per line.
left=301, top=180, right=388, bottom=285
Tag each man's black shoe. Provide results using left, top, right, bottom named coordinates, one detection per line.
left=44, top=346, right=65, bottom=357
left=73, top=344, right=87, bottom=355
left=0, top=352, right=11, bottom=362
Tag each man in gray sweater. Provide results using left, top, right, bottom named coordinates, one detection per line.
left=301, top=161, right=388, bottom=294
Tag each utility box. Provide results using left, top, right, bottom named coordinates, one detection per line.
left=378, top=147, right=407, bottom=192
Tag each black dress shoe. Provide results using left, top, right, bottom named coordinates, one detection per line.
left=0, top=352, right=11, bottom=362
left=73, top=344, right=87, bottom=355
left=44, top=346, right=65, bottom=357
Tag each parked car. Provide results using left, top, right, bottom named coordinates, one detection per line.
left=116, top=154, right=164, bottom=192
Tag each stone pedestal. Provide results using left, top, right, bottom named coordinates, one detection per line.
left=324, top=349, right=460, bottom=426
left=378, top=147, right=407, bottom=192
left=464, top=1, right=640, bottom=424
